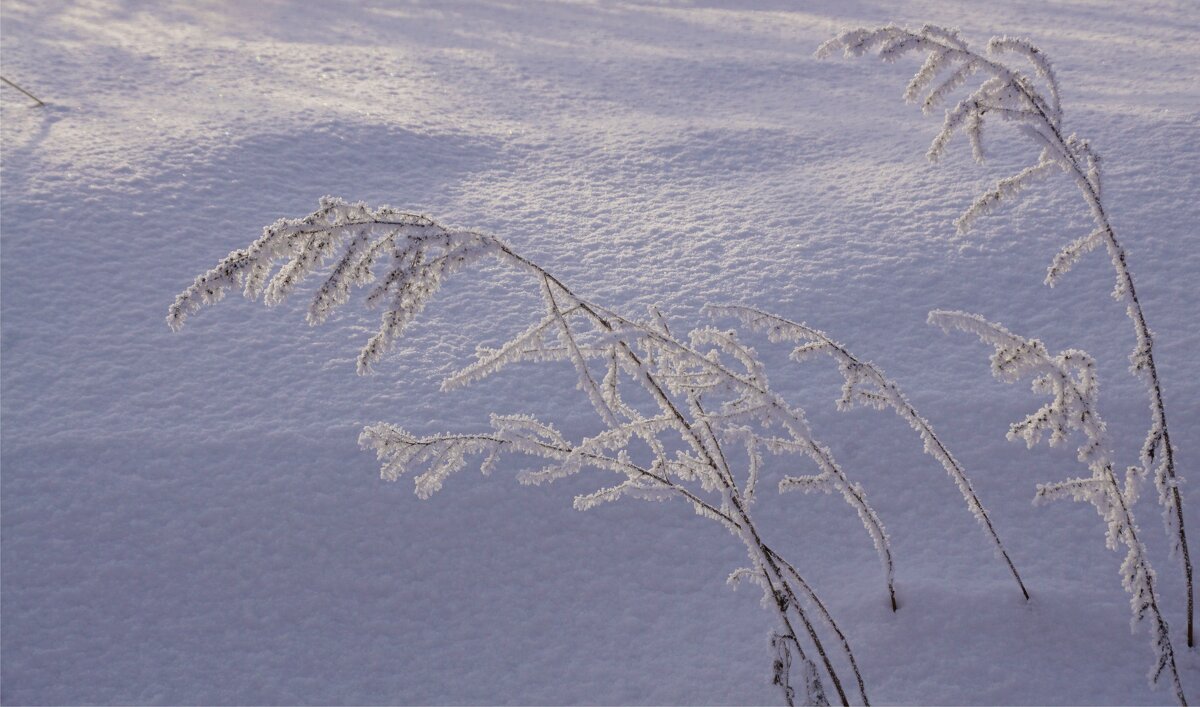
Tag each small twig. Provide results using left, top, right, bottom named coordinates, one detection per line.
left=1, top=76, right=46, bottom=107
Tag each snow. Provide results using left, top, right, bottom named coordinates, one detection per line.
left=2, top=0, right=1198, bottom=704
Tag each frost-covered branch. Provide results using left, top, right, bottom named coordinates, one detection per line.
left=930, top=310, right=1185, bottom=704
left=170, top=200, right=889, bottom=705
left=710, top=304, right=1028, bottom=600
left=820, top=22, right=1191, bottom=647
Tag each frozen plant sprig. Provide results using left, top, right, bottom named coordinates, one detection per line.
left=819, top=23, right=1191, bottom=647
left=170, top=198, right=901, bottom=706
left=709, top=304, right=1028, bottom=600
left=929, top=310, right=1185, bottom=705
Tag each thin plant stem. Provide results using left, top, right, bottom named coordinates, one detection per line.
left=1, top=76, right=45, bottom=106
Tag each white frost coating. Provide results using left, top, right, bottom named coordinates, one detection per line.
left=903, top=49, right=949, bottom=103
left=954, top=153, right=1057, bottom=234
left=817, top=24, right=1064, bottom=218
left=168, top=197, right=502, bottom=377
left=929, top=309, right=1185, bottom=704
left=307, top=227, right=370, bottom=325
left=922, top=61, right=979, bottom=116
left=540, top=276, right=622, bottom=428
left=712, top=304, right=1028, bottom=600
left=440, top=313, right=561, bottom=391
left=988, top=36, right=1062, bottom=122
left=173, top=203, right=879, bottom=705
left=1046, top=228, right=1106, bottom=286
left=358, top=424, right=504, bottom=499
left=727, top=566, right=768, bottom=592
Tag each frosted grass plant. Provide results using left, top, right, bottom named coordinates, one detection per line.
left=930, top=311, right=1186, bottom=704
left=169, top=198, right=900, bottom=706
left=818, top=22, right=1192, bottom=647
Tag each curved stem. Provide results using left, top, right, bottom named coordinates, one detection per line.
left=766, top=545, right=870, bottom=706
left=1100, top=464, right=1187, bottom=704
left=916, top=28, right=1190, bottom=644
left=1, top=76, right=45, bottom=106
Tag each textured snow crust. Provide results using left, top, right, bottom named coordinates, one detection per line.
left=2, top=1, right=1198, bottom=704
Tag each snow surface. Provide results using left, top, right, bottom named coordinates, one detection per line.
left=2, top=1, right=1198, bottom=704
